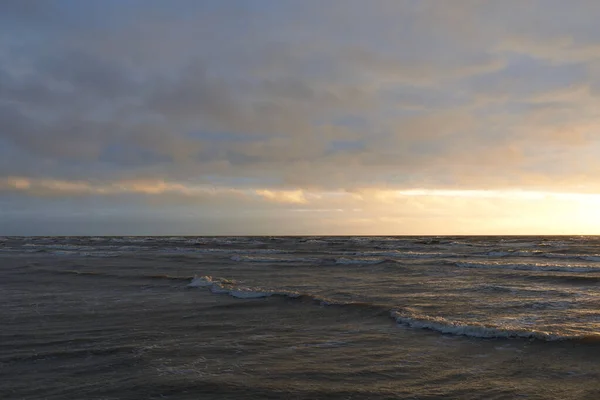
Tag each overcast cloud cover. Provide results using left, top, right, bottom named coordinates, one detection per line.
left=2, top=0, right=600, bottom=235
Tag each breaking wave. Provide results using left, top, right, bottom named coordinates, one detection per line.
left=187, top=276, right=600, bottom=343
left=389, top=312, right=597, bottom=342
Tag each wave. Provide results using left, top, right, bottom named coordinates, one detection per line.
left=144, top=274, right=194, bottom=282
left=334, top=257, right=384, bottom=264
left=389, top=311, right=595, bottom=341
left=188, top=276, right=236, bottom=287
left=230, top=255, right=317, bottom=263
left=188, top=275, right=390, bottom=310
left=32, top=267, right=196, bottom=283
left=23, top=244, right=99, bottom=251
left=183, top=237, right=264, bottom=245
left=189, top=275, right=295, bottom=299
left=467, top=284, right=578, bottom=299
left=163, top=247, right=289, bottom=255
left=578, top=256, right=600, bottom=262
left=54, top=269, right=111, bottom=277
left=452, top=261, right=600, bottom=273
left=107, top=237, right=154, bottom=243
left=187, top=277, right=599, bottom=343
left=471, top=284, right=517, bottom=293
left=343, top=251, right=460, bottom=259
left=54, top=250, right=123, bottom=257
left=188, top=276, right=217, bottom=287
left=18, top=246, right=291, bottom=258
left=521, top=274, right=600, bottom=285
left=301, top=239, right=327, bottom=244
left=10, top=248, right=125, bottom=257
left=337, top=249, right=600, bottom=262
left=485, top=250, right=600, bottom=263
left=485, top=250, right=540, bottom=257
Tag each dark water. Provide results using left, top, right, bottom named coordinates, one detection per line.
left=3, top=236, right=600, bottom=399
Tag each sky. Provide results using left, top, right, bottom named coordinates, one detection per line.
left=2, top=0, right=600, bottom=235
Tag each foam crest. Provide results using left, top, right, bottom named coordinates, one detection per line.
left=188, top=276, right=275, bottom=298
left=391, top=311, right=566, bottom=341
left=188, top=276, right=600, bottom=343
left=207, top=283, right=274, bottom=298
left=188, top=276, right=215, bottom=287
left=188, top=277, right=388, bottom=309
left=302, top=239, right=327, bottom=244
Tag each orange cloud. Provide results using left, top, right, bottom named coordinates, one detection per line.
left=255, top=189, right=308, bottom=204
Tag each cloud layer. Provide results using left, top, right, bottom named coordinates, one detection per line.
left=2, top=0, right=600, bottom=234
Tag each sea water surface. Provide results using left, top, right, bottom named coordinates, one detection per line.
left=2, top=236, right=600, bottom=399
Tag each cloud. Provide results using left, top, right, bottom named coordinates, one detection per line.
left=3, top=1, right=600, bottom=233
left=0, top=176, right=243, bottom=198
left=255, top=189, right=308, bottom=204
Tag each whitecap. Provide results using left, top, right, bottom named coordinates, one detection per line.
left=188, top=276, right=215, bottom=287
left=390, top=311, right=565, bottom=341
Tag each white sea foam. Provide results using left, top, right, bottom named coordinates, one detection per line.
left=188, top=276, right=215, bottom=287
left=209, top=284, right=273, bottom=297
left=187, top=237, right=265, bottom=246
left=79, top=251, right=122, bottom=257
left=110, top=237, right=151, bottom=243
left=209, top=284, right=231, bottom=294
left=189, top=276, right=276, bottom=298
left=390, top=311, right=565, bottom=341
left=302, top=239, right=328, bottom=245
left=349, top=237, right=372, bottom=243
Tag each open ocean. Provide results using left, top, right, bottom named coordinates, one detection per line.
left=2, top=236, right=600, bottom=399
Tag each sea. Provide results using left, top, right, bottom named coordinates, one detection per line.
left=2, top=236, right=600, bottom=399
